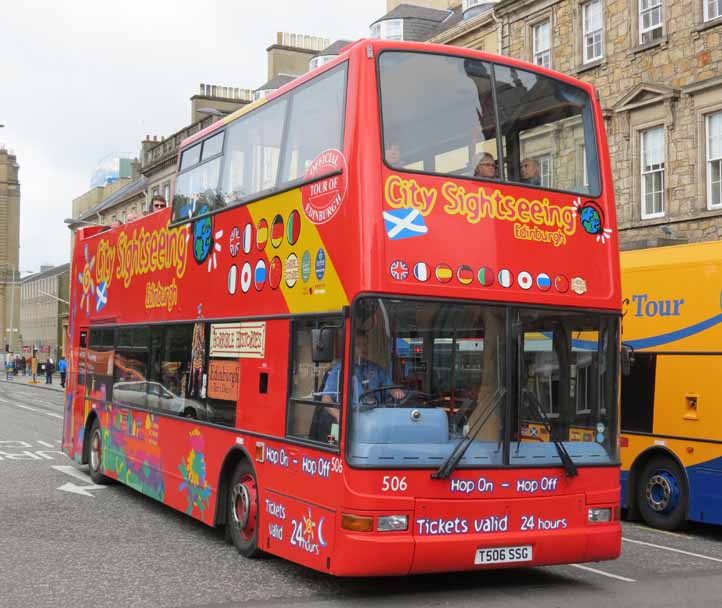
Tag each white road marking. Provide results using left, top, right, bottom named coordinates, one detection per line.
left=37, top=440, right=57, bottom=447
left=57, top=482, right=107, bottom=497
left=570, top=563, right=636, bottom=582
left=623, top=537, right=722, bottom=563
left=626, top=523, right=692, bottom=539
left=52, top=465, right=107, bottom=497
left=0, top=397, right=63, bottom=417
left=52, top=465, right=91, bottom=483
left=13, top=403, right=37, bottom=412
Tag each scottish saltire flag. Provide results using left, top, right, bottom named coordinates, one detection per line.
left=383, top=209, right=428, bottom=240
left=96, top=282, right=108, bottom=312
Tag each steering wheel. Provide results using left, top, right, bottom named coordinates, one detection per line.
left=357, top=385, right=407, bottom=411
left=357, top=385, right=435, bottom=410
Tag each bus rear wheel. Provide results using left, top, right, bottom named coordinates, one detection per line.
left=636, top=455, right=688, bottom=531
left=87, top=419, right=111, bottom=485
left=227, top=461, right=260, bottom=558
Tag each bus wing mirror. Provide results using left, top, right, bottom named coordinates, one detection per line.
left=312, top=328, right=335, bottom=363
left=621, top=345, right=634, bottom=376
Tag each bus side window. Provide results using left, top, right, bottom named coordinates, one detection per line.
left=287, top=317, right=343, bottom=446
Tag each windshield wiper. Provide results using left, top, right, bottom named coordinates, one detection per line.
left=522, top=389, right=578, bottom=478
left=432, top=387, right=506, bottom=480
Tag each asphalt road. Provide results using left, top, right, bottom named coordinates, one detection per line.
left=2, top=379, right=722, bottom=608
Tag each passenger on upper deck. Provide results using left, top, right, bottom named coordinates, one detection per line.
left=150, top=194, right=168, bottom=212
left=474, top=152, right=497, bottom=179
left=520, top=158, right=541, bottom=186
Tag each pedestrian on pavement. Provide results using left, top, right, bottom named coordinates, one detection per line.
left=5, top=358, right=14, bottom=381
left=46, top=358, right=54, bottom=385
left=58, top=356, right=67, bottom=388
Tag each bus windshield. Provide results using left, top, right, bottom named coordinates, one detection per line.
left=347, top=298, right=618, bottom=469
left=379, top=50, right=601, bottom=196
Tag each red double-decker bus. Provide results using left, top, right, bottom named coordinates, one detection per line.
left=63, top=39, right=621, bottom=576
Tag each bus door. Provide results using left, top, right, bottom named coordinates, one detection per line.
left=67, top=327, right=89, bottom=458
left=263, top=316, right=344, bottom=567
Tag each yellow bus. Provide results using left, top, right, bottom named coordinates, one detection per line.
left=621, top=241, right=722, bottom=530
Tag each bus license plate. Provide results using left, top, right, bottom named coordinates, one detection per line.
left=474, top=545, right=533, bottom=565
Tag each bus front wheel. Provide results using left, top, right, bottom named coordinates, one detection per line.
left=87, top=419, right=111, bottom=485
left=227, top=460, right=260, bottom=558
left=637, top=455, right=688, bottom=531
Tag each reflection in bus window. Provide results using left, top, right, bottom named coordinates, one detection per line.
left=219, top=98, right=288, bottom=206
left=280, top=64, right=347, bottom=182
left=173, top=156, right=223, bottom=221
left=379, top=52, right=497, bottom=178
left=494, top=65, right=599, bottom=194
left=379, top=51, right=600, bottom=195
left=287, top=316, right=344, bottom=445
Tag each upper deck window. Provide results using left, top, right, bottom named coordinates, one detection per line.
left=379, top=51, right=601, bottom=197
left=173, top=62, right=348, bottom=224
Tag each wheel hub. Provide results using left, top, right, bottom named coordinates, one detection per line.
left=645, top=470, right=680, bottom=514
left=231, top=475, right=257, bottom=540
left=90, top=429, right=101, bottom=472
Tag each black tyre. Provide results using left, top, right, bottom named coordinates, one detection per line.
left=87, top=418, right=112, bottom=485
left=183, top=407, right=197, bottom=419
left=636, top=454, right=688, bottom=530
left=227, top=460, right=261, bottom=558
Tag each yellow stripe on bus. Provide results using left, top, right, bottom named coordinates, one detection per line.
left=247, top=188, right=348, bottom=314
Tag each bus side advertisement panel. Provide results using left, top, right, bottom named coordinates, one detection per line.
left=70, top=188, right=350, bottom=329
left=377, top=170, right=619, bottom=309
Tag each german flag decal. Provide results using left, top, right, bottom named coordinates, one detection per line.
left=457, top=265, right=474, bottom=285
left=271, top=214, right=284, bottom=248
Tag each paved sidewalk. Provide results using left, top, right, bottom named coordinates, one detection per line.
left=0, top=373, right=65, bottom=392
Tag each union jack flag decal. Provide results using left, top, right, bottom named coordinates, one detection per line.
left=390, top=260, right=409, bottom=281
left=229, top=226, right=241, bottom=257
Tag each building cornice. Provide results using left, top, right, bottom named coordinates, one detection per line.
left=430, top=9, right=497, bottom=44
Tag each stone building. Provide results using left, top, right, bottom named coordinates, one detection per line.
left=19, top=263, right=70, bottom=361
left=371, top=0, right=722, bottom=249
left=0, top=147, right=21, bottom=352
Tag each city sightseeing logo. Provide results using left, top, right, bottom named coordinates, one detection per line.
left=290, top=509, right=328, bottom=555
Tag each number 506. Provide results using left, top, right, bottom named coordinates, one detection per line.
left=381, top=475, right=408, bottom=492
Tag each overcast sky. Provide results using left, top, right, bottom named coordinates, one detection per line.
left=0, top=0, right=385, bottom=273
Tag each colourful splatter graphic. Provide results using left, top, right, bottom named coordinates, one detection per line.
left=100, top=406, right=165, bottom=501
left=178, top=429, right=212, bottom=516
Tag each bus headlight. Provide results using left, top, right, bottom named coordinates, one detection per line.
left=588, top=508, right=612, bottom=523
left=377, top=515, right=408, bottom=532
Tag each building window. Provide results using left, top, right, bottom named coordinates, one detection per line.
left=539, top=154, right=552, bottom=187
left=533, top=21, right=551, bottom=68
left=370, top=19, right=404, bottom=41
left=639, top=0, right=664, bottom=44
left=583, top=0, right=603, bottom=63
left=705, top=0, right=722, bottom=21
left=309, top=55, right=335, bottom=70
left=707, top=112, right=722, bottom=209
left=640, top=126, right=665, bottom=219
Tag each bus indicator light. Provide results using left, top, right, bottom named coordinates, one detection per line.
left=341, top=513, right=374, bottom=532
